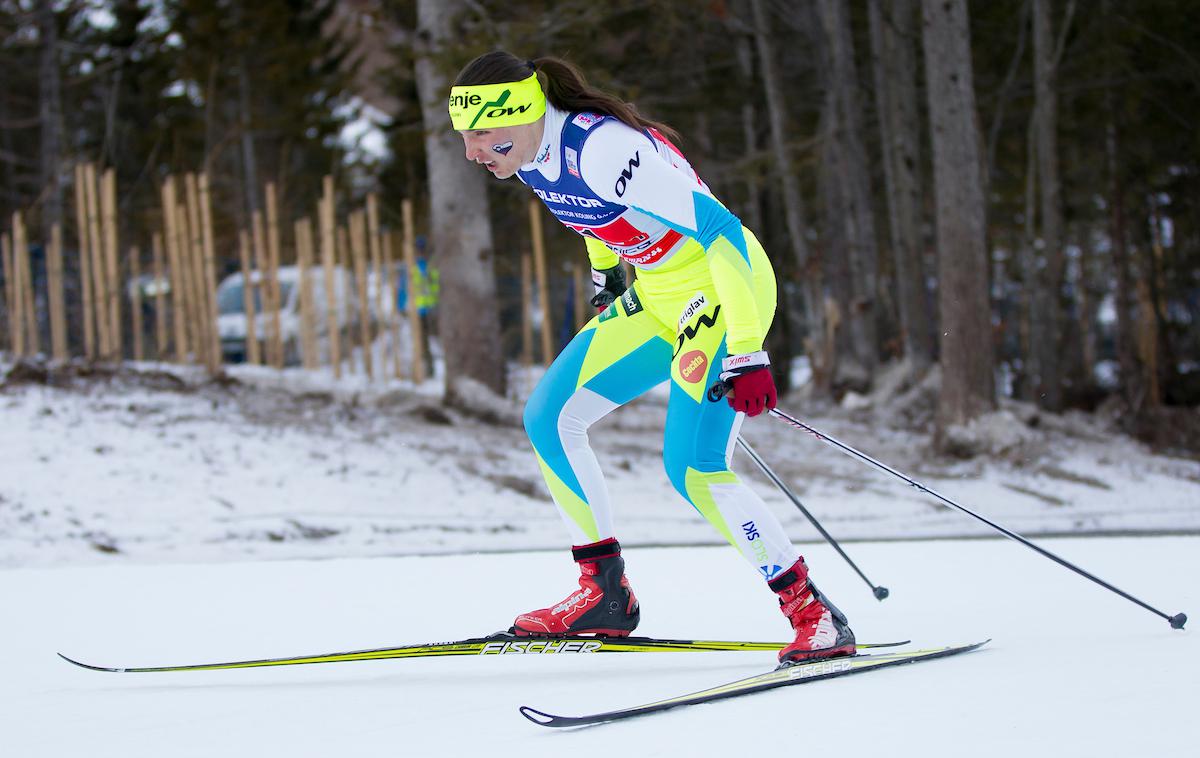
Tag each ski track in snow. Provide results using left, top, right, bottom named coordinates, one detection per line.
left=1, top=363, right=1197, bottom=756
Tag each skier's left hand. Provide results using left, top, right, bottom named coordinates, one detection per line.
left=590, top=265, right=627, bottom=313
left=720, top=351, right=777, bottom=417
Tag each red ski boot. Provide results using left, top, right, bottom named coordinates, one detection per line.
left=769, top=557, right=856, bottom=663
left=512, top=538, right=640, bottom=637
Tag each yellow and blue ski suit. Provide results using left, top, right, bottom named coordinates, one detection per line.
left=517, top=105, right=799, bottom=579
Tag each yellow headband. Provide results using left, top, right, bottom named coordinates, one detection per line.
left=448, top=73, right=546, bottom=131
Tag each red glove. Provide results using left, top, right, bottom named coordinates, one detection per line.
left=721, top=351, right=777, bottom=417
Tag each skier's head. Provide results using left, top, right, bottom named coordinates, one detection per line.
left=450, top=51, right=680, bottom=180
left=451, top=52, right=547, bottom=179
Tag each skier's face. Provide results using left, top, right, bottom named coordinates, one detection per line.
left=460, top=118, right=543, bottom=180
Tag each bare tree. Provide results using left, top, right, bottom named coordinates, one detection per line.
left=413, top=0, right=506, bottom=404
left=815, top=0, right=880, bottom=386
left=37, top=0, right=63, bottom=243
left=921, top=0, right=996, bottom=435
left=746, top=0, right=827, bottom=392
left=1027, top=0, right=1074, bottom=411
left=869, top=0, right=933, bottom=376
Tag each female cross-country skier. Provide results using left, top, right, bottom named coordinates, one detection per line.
left=448, top=51, right=855, bottom=662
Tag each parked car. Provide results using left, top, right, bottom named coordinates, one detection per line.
left=216, top=265, right=358, bottom=365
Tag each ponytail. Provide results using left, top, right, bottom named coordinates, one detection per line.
left=454, top=51, right=681, bottom=144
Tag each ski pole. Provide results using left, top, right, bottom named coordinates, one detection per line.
left=737, top=436, right=890, bottom=601
left=707, top=381, right=1187, bottom=630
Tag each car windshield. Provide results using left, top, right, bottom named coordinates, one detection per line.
left=218, top=281, right=295, bottom=315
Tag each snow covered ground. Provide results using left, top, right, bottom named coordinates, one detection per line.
left=1, top=360, right=1197, bottom=756
left=2, top=361, right=1198, bottom=567
left=4, top=540, right=1195, bottom=757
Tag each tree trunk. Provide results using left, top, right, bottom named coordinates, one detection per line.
left=735, top=34, right=764, bottom=236
left=237, top=59, right=261, bottom=218
left=37, top=0, right=63, bottom=244
left=1102, top=0, right=1140, bottom=415
left=815, top=0, right=880, bottom=385
left=1028, top=0, right=1067, bottom=410
left=747, top=0, right=827, bottom=393
left=413, top=0, right=506, bottom=403
left=868, top=0, right=934, bottom=376
left=921, top=0, right=996, bottom=437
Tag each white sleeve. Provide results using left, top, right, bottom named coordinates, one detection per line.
left=577, top=121, right=703, bottom=233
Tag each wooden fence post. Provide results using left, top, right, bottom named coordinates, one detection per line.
left=401, top=199, right=425, bottom=384
left=237, top=229, right=260, bottom=365
left=199, top=174, right=221, bottom=372
left=74, top=165, right=95, bottom=359
left=152, top=232, right=167, bottom=359
left=160, top=177, right=188, bottom=363
left=129, top=246, right=144, bottom=361
left=529, top=200, right=552, bottom=365
left=349, top=210, right=374, bottom=380
left=2, top=224, right=19, bottom=356
left=367, top=194, right=386, bottom=377
left=521, top=252, right=533, bottom=392
left=14, top=211, right=38, bottom=356
left=320, top=177, right=341, bottom=378
left=101, top=168, right=120, bottom=360
left=85, top=164, right=110, bottom=358
left=295, top=218, right=318, bottom=370
left=47, top=222, right=67, bottom=360
left=265, top=182, right=284, bottom=369
left=383, top=230, right=403, bottom=380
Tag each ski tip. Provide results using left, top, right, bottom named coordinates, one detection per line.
left=519, top=706, right=562, bottom=727
left=58, top=653, right=121, bottom=672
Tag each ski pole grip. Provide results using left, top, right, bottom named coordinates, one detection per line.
left=707, top=379, right=731, bottom=402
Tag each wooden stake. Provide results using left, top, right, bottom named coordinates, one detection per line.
left=129, top=247, right=144, bottom=361
left=251, top=209, right=270, bottom=368
left=401, top=199, right=425, bottom=384
left=1, top=231, right=13, bottom=354
left=74, top=164, right=95, bottom=359
left=521, top=252, right=533, bottom=388
left=237, top=229, right=260, bottom=365
left=199, top=174, right=221, bottom=372
left=184, top=174, right=211, bottom=370
left=85, top=164, right=110, bottom=358
left=101, top=168, right=120, bottom=360
left=349, top=210, right=374, bottom=380
left=48, top=222, right=67, bottom=360
left=366, top=194, right=385, bottom=376
left=574, top=262, right=588, bottom=330
left=529, top=200, right=553, bottom=365
left=175, top=199, right=200, bottom=364
left=265, top=182, right=284, bottom=369
left=160, top=177, right=188, bottom=362
left=295, top=218, right=318, bottom=370
left=337, top=224, right=356, bottom=375
left=320, top=177, right=341, bottom=378
left=382, top=230, right=403, bottom=380
left=151, top=232, right=167, bottom=359
left=14, top=211, right=38, bottom=355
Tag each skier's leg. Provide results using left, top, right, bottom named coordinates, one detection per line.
left=515, top=285, right=672, bottom=636
left=659, top=233, right=855, bottom=661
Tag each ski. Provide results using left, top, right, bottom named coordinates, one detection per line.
left=57, top=632, right=910, bottom=673
left=520, top=639, right=990, bottom=727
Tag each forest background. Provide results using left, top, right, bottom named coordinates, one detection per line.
left=1, top=0, right=1197, bottom=454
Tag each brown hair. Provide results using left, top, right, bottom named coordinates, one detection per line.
left=454, top=51, right=681, bottom=144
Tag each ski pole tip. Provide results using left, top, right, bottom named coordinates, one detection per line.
left=1168, top=612, right=1187, bottom=630
left=873, top=586, right=890, bottom=601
